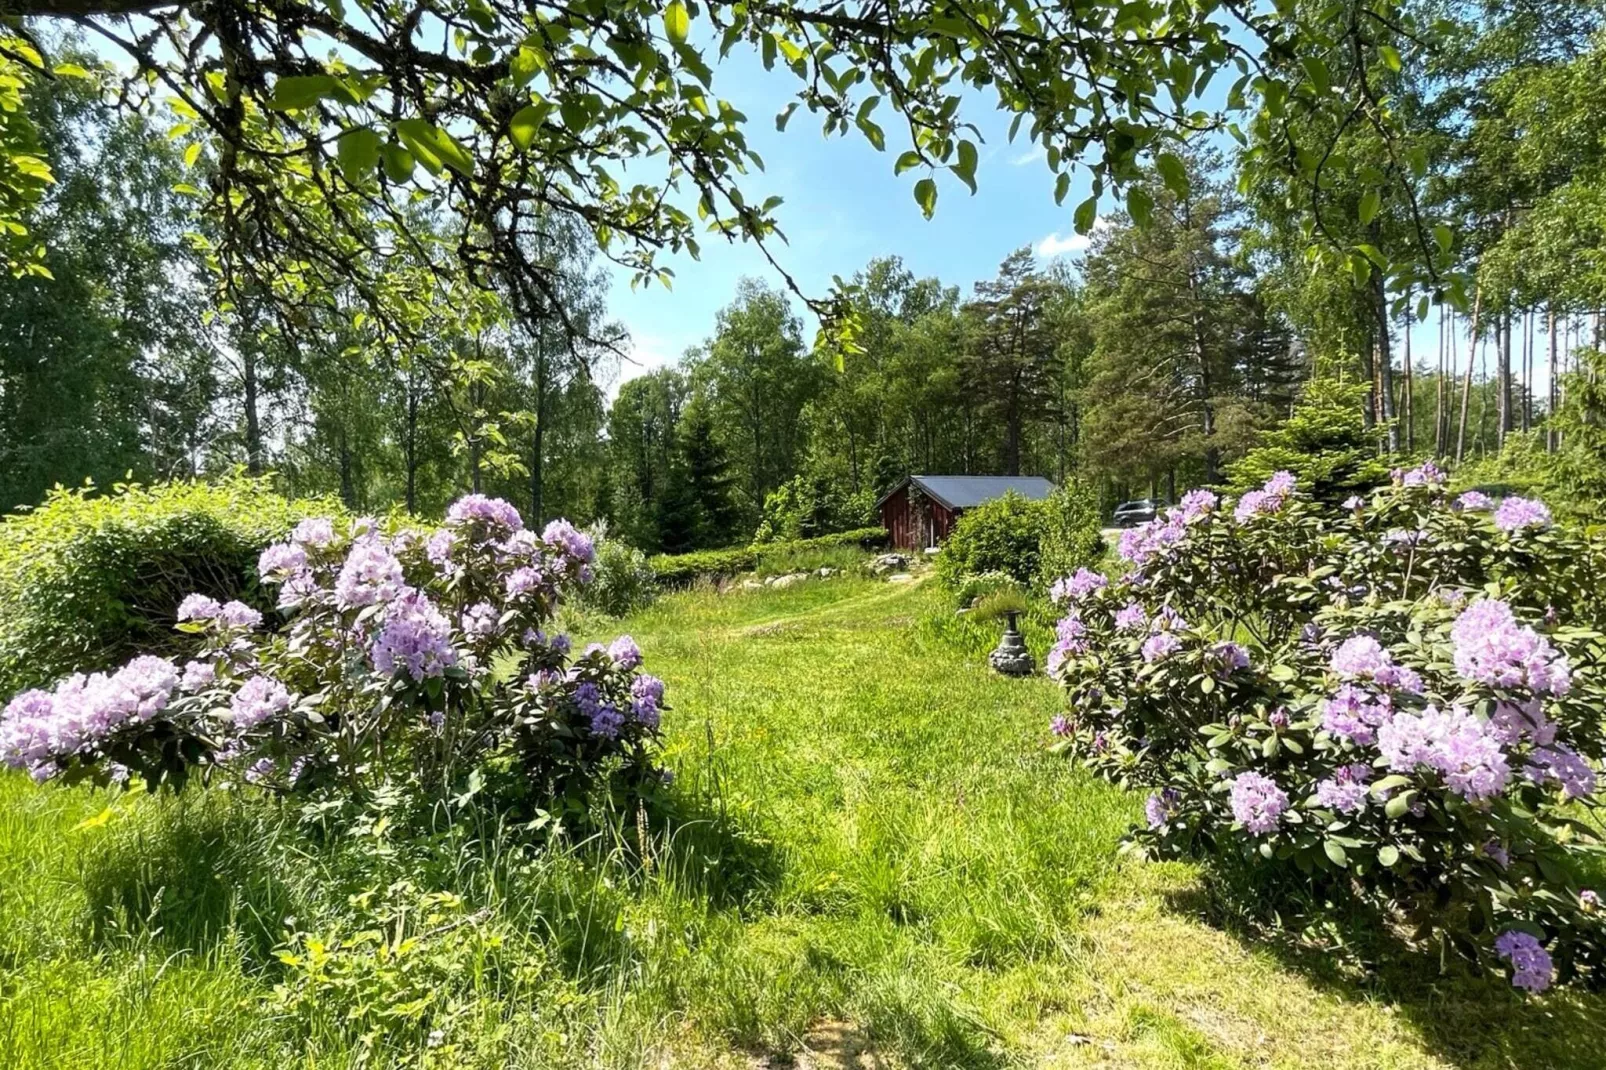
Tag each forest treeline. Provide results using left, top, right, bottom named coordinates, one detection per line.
left=8, top=4, right=1606, bottom=552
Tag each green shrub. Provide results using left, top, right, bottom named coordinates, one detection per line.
left=1225, top=373, right=1393, bottom=503
left=951, top=570, right=1025, bottom=608
left=0, top=475, right=341, bottom=694
left=936, top=492, right=1045, bottom=590
left=651, top=527, right=888, bottom=587
left=1034, top=479, right=1105, bottom=588
left=572, top=521, right=657, bottom=618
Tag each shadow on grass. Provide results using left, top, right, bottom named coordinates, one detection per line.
left=79, top=796, right=301, bottom=964
left=1160, top=869, right=1606, bottom=1070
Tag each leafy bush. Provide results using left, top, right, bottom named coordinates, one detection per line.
left=1, top=495, right=667, bottom=822
left=936, top=492, right=1045, bottom=590
left=1035, top=479, right=1105, bottom=588
left=1047, top=468, right=1606, bottom=992
left=752, top=472, right=875, bottom=544
left=651, top=527, right=888, bottom=587
left=572, top=521, right=657, bottom=618
left=0, top=475, right=341, bottom=695
left=952, top=570, right=1025, bottom=609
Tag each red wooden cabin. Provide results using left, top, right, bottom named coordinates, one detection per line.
left=876, top=475, right=1058, bottom=551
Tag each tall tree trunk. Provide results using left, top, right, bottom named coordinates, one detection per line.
left=242, top=340, right=263, bottom=475
left=1401, top=307, right=1413, bottom=454
left=405, top=372, right=419, bottom=513
left=1548, top=306, right=1560, bottom=452
left=1521, top=310, right=1533, bottom=433
left=1497, top=311, right=1513, bottom=445
left=1374, top=269, right=1398, bottom=453
left=1359, top=316, right=1377, bottom=430
left=1435, top=308, right=1448, bottom=456
left=1456, top=290, right=1483, bottom=463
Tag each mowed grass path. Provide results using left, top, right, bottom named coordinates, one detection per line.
left=3, top=576, right=1605, bottom=1067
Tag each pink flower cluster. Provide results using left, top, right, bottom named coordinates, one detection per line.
left=1050, top=568, right=1107, bottom=604
left=2, top=656, right=180, bottom=780
left=1233, top=471, right=1296, bottom=524
left=1451, top=598, right=1571, bottom=695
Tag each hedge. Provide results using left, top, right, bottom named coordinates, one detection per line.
left=0, top=475, right=342, bottom=695
left=649, top=527, right=889, bottom=587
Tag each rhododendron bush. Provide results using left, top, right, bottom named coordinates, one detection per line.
left=0, top=495, right=666, bottom=817
left=1047, top=467, right=1606, bottom=992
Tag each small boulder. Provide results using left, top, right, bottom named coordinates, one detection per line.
left=888, top=572, right=914, bottom=584
left=740, top=579, right=765, bottom=591
left=870, top=553, right=908, bottom=575
left=769, top=572, right=810, bottom=589
left=816, top=567, right=838, bottom=578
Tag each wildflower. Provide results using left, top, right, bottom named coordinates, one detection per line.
left=1315, top=764, right=1371, bottom=814
left=230, top=675, right=293, bottom=730
left=1494, top=930, right=1553, bottom=993
left=1049, top=714, right=1071, bottom=737
left=1229, top=772, right=1289, bottom=834
left=1494, top=496, right=1552, bottom=532
left=1211, top=641, right=1250, bottom=675
left=372, top=591, right=457, bottom=681
left=1451, top=598, right=1571, bottom=695
left=1455, top=490, right=1493, bottom=512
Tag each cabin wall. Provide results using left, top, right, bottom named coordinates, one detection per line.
left=879, top=486, right=958, bottom=550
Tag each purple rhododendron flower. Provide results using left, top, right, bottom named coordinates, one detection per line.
left=177, top=593, right=222, bottom=622
left=1581, top=890, right=1601, bottom=912
left=1526, top=744, right=1598, bottom=800
left=1144, top=791, right=1174, bottom=829
left=1395, top=461, right=1447, bottom=487
left=218, top=601, right=262, bottom=630
left=1212, top=641, right=1250, bottom=674
left=1315, top=764, right=1371, bottom=814
left=1235, top=472, right=1296, bottom=524
left=290, top=517, right=336, bottom=547
left=1451, top=598, right=1571, bottom=695
left=541, top=518, right=596, bottom=564
left=1049, top=714, right=1071, bottom=737
left=1484, top=839, right=1511, bottom=868
left=446, top=494, right=524, bottom=533
left=1114, top=602, right=1147, bottom=632
left=258, top=542, right=306, bottom=577
left=1321, top=684, right=1391, bottom=745
left=1377, top=705, right=1512, bottom=801
left=1051, top=568, right=1107, bottom=604
left=1343, top=495, right=1364, bottom=511
left=1494, top=496, right=1552, bottom=532
left=1230, top=772, right=1289, bottom=834
left=505, top=566, right=546, bottom=600
left=1176, top=489, right=1217, bottom=522
left=1141, top=631, right=1182, bottom=663
left=1495, top=930, right=1554, bottom=993
left=230, top=675, right=292, bottom=730
left=1046, top=613, right=1089, bottom=675
left=1488, top=700, right=1558, bottom=747
left=180, top=660, right=217, bottom=692
left=1456, top=490, right=1493, bottom=512
left=460, top=602, right=500, bottom=642
left=372, top=591, right=457, bottom=681
left=334, top=538, right=405, bottom=609
left=607, top=635, right=643, bottom=670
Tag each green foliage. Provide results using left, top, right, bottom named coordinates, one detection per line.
left=752, top=471, right=874, bottom=544
left=1052, top=474, right=1606, bottom=989
left=0, top=475, right=339, bottom=694
left=950, top=570, right=1025, bottom=609
left=1226, top=373, right=1393, bottom=502
left=571, top=522, right=657, bottom=618
left=969, top=588, right=1030, bottom=622
left=1034, top=479, right=1106, bottom=587
left=935, top=492, right=1046, bottom=590
left=649, top=527, right=888, bottom=587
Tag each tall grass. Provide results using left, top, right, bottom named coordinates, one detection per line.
left=3, top=578, right=1604, bottom=1067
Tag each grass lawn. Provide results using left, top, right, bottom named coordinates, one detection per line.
left=3, top=575, right=1605, bottom=1067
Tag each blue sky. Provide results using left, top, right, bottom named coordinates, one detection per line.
left=602, top=51, right=1103, bottom=391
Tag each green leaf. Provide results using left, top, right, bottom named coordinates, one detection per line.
left=508, top=102, right=550, bottom=151
left=394, top=118, right=473, bottom=177
left=509, top=47, right=542, bottom=87
left=1073, top=195, right=1097, bottom=234
left=952, top=139, right=978, bottom=194
left=182, top=142, right=202, bottom=168
left=1379, top=45, right=1402, bottom=73
left=1155, top=152, right=1189, bottom=198
left=269, top=75, right=338, bottom=111
left=913, top=177, right=937, bottom=219
left=1054, top=172, right=1071, bottom=205
left=1370, top=774, right=1412, bottom=795
left=1384, top=791, right=1415, bottom=819
left=894, top=150, right=922, bottom=176
left=336, top=127, right=382, bottom=183
left=776, top=102, right=799, bottom=132
left=1323, top=839, right=1348, bottom=867
left=1358, top=189, right=1382, bottom=226
left=664, top=1, right=690, bottom=46
left=381, top=142, right=416, bottom=183
left=1378, top=845, right=1400, bottom=867
left=1127, top=186, right=1153, bottom=227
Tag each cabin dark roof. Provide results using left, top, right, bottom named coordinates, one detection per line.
left=877, top=474, right=1058, bottom=511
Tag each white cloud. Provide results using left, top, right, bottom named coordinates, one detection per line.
left=1033, top=231, right=1092, bottom=258
left=606, top=330, right=683, bottom=400
left=1010, top=144, right=1047, bottom=166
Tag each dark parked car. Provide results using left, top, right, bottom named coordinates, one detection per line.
left=1112, top=499, right=1158, bottom=527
